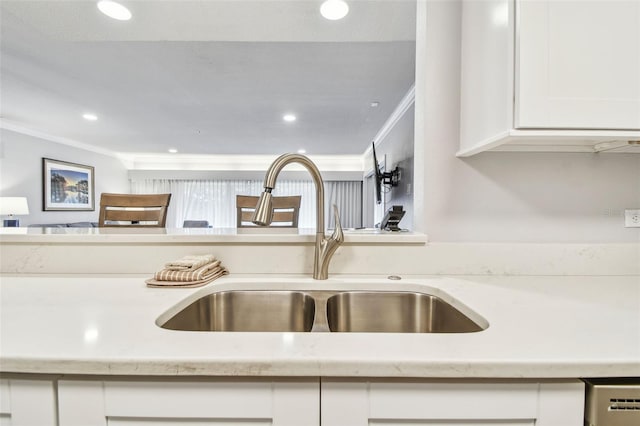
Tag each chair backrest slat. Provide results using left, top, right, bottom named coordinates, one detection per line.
left=236, top=195, right=301, bottom=228
left=99, top=193, right=171, bottom=227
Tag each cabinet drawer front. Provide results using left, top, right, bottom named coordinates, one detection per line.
left=369, top=382, right=538, bottom=419
left=322, top=380, right=584, bottom=425
left=59, top=379, right=318, bottom=426
left=103, top=381, right=272, bottom=418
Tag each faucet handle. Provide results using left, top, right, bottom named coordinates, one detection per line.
left=330, top=204, right=344, bottom=244
left=316, top=204, right=345, bottom=279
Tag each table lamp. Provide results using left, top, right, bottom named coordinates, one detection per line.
left=0, top=197, right=30, bottom=227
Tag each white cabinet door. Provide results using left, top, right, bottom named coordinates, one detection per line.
left=0, top=378, right=57, bottom=426
left=58, top=378, right=319, bottom=426
left=321, top=379, right=584, bottom=426
left=458, top=0, right=640, bottom=155
left=516, top=0, right=640, bottom=130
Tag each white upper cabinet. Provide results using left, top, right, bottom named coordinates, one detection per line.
left=517, top=0, right=639, bottom=130
left=459, top=0, right=640, bottom=156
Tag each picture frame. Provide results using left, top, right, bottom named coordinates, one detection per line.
left=42, top=158, right=95, bottom=211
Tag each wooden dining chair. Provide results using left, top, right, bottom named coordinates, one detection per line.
left=98, top=193, right=171, bottom=227
left=236, top=195, right=301, bottom=228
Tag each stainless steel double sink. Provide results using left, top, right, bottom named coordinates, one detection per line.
left=158, top=287, right=488, bottom=334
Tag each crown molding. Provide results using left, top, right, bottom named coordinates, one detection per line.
left=2, top=90, right=416, bottom=172
left=365, top=83, right=416, bottom=156
left=0, top=119, right=123, bottom=160
left=0, top=119, right=364, bottom=171
left=127, top=153, right=364, bottom=172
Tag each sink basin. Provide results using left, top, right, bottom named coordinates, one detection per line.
left=326, top=291, right=484, bottom=333
left=158, top=286, right=487, bottom=333
left=160, top=290, right=315, bottom=332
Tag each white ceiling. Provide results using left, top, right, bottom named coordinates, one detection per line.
left=0, top=0, right=416, bottom=156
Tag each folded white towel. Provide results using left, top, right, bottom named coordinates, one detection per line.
left=164, top=254, right=216, bottom=271
left=155, top=260, right=222, bottom=282
left=146, top=268, right=229, bottom=288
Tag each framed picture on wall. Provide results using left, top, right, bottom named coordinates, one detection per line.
left=43, top=158, right=95, bottom=211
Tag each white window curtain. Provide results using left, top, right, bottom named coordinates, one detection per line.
left=130, top=179, right=362, bottom=229
left=324, top=181, right=362, bottom=230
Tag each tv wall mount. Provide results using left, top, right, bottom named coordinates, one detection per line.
left=380, top=166, right=400, bottom=187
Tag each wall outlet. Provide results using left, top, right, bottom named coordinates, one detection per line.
left=625, top=209, right=640, bottom=227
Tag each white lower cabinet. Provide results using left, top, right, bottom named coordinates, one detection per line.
left=3, top=377, right=585, bottom=426
left=320, top=379, right=585, bottom=426
left=57, top=378, right=319, bottom=426
left=0, top=378, right=57, bottom=426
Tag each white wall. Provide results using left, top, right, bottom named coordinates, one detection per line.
left=377, top=104, right=415, bottom=231
left=0, top=129, right=129, bottom=225
left=420, top=0, right=640, bottom=243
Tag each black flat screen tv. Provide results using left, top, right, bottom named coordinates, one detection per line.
left=371, top=142, right=383, bottom=205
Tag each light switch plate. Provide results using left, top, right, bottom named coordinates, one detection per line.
left=625, top=209, right=640, bottom=227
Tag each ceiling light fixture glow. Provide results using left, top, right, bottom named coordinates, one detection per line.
left=168, top=148, right=178, bottom=153
left=82, top=113, right=98, bottom=121
left=283, top=114, right=296, bottom=122
left=320, top=0, right=349, bottom=21
left=97, top=1, right=132, bottom=21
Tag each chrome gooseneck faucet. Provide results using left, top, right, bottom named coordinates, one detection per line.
left=251, top=153, right=344, bottom=280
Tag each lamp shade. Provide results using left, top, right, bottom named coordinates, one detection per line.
left=0, top=197, right=30, bottom=216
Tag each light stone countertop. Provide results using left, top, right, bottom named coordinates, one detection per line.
left=1, top=274, right=639, bottom=378
left=0, top=227, right=427, bottom=244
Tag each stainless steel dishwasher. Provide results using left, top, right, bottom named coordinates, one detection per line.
left=584, top=378, right=640, bottom=426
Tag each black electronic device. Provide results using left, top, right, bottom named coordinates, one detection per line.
left=372, top=142, right=383, bottom=205
left=380, top=205, right=405, bottom=231
left=371, top=142, right=401, bottom=205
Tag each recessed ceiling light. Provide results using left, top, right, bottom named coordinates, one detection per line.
left=168, top=148, right=178, bottom=153
left=82, top=113, right=98, bottom=121
left=320, top=0, right=349, bottom=21
left=297, top=149, right=307, bottom=154
left=370, top=101, right=380, bottom=108
left=283, top=114, right=297, bottom=122
left=97, top=1, right=132, bottom=21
